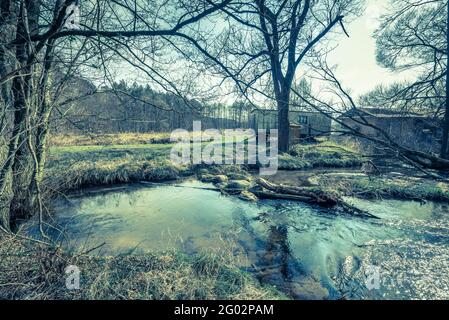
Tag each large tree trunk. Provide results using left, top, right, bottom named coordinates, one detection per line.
left=0, top=0, right=41, bottom=230
left=277, top=90, right=290, bottom=153
left=9, top=0, right=42, bottom=227
left=0, top=2, right=30, bottom=230
left=442, top=0, right=449, bottom=159
left=0, top=0, right=14, bottom=113
left=27, top=1, right=63, bottom=222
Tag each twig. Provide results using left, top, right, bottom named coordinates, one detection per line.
left=75, top=242, right=107, bottom=256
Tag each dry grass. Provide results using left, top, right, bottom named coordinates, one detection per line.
left=45, top=159, right=187, bottom=192
left=280, top=140, right=363, bottom=170
left=42, top=142, right=187, bottom=194
left=49, top=133, right=173, bottom=146
left=318, top=175, right=449, bottom=202
left=44, top=137, right=252, bottom=193
left=49, top=132, right=212, bottom=147
left=0, top=233, right=284, bottom=300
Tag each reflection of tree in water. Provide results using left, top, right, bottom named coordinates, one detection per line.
left=255, top=222, right=309, bottom=299
left=259, top=225, right=291, bottom=281
left=251, top=209, right=329, bottom=300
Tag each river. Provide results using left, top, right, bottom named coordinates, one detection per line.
left=37, top=180, right=449, bottom=300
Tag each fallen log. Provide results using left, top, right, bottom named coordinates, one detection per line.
left=250, top=189, right=317, bottom=203
left=256, top=178, right=338, bottom=206
left=255, top=178, right=380, bottom=219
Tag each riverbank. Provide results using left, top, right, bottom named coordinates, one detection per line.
left=265, top=170, right=449, bottom=203
left=328, top=175, right=449, bottom=202
left=0, top=234, right=284, bottom=300
left=45, top=137, right=361, bottom=185
left=44, top=135, right=449, bottom=203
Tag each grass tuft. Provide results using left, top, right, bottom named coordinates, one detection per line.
left=0, top=234, right=285, bottom=300
left=280, top=141, right=363, bottom=170
left=49, top=133, right=173, bottom=147
left=319, top=175, right=449, bottom=202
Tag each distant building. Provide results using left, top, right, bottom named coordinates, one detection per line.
left=337, top=107, right=442, bottom=152
left=250, top=109, right=332, bottom=144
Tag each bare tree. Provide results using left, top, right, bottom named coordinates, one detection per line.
left=0, top=0, right=231, bottom=230
left=196, top=0, right=362, bottom=152
left=367, top=0, right=449, bottom=158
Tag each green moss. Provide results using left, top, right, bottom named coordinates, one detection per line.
left=278, top=154, right=312, bottom=170
left=281, top=141, right=363, bottom=170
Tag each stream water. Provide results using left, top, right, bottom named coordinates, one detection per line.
left=41, top=180, right=449, bottom=300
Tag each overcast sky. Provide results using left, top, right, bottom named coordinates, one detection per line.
left=111, top=0, right=416, bottom=103
left=326, top=0, right=415, bottom=98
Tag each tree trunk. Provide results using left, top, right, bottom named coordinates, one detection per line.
left=277, top=91, right=290, bottom=153
left=27, top=1, right=63, bottom=219
left=9, top=0, right=42, bottom=227
left=0, top=0, right=14, bottom=112
left=0, top=0, right=41, bottom=229
left=0, top=1, right=30, bottom=230
left=441, top=0, right=449, bottom=159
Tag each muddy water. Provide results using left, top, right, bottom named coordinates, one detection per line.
left=43, top=181, right=449, bottom=300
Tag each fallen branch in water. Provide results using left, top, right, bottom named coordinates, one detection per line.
left=255, top=178, right=338, bottom=205
left=253, top=178, right=380, bottom=219
left=250, top=190, right=313, bottom=203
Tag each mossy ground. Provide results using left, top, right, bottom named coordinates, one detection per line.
left=279, top=140, right=363, bottom=170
